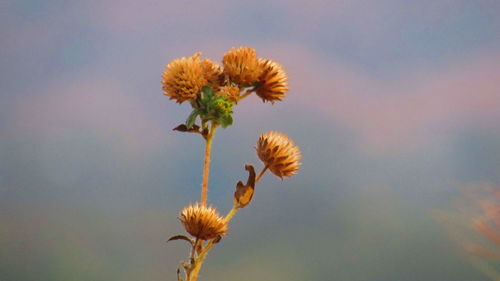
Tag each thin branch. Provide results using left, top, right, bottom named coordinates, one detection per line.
left=225, top=206, right=238, bottom=223
left=237, top=87, right=256, bottom=102
left=200, top=123, right=217, bottom=206
left=255, top=165, right=268, bottom=184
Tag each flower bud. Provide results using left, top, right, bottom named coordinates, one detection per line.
left=256, top=131, right=301, bottom=178
left=179, top=203, right=228, bottom=240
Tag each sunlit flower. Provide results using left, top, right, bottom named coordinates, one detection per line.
left=256, top=59, right=289, bottom=103
left=256, top=131, right=301, bottom=178
left=162, top=52, right=207, bottom=104
left=222, top=47, right=261, bottom=85
left=201, top=58, right=225, bottom=89
left=179, top=203, right=228, bottom=240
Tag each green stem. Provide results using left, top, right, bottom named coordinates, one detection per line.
left=225, top=206, right=238, bottom=222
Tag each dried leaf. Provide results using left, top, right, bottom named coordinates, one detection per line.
left=233, top=182, right=254, bottom=208
left=244, top=164, right=256, bottom=187
left=166, top=234, right=194, bottom=246
left=213, top=235, right=223, bottom=244
left=173, top=124, right=201, bottom=134
left=233, top=164, right=257, bottom=208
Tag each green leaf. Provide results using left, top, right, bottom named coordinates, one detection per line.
left=194, top=88, right=236, bottom=129
left=218, top=114, right=233, bottom=128
left=201, top=86, right=214, bottom=98
left=185, top=109, right=200, bottom=129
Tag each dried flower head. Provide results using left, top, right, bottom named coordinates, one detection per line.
left=179, top=203, right=228, bottom=240
left=162, top=52, right=207, bottom=104
left=256, top=131, right=301, bottom=178
left=201, top=58, right=225, bottom=89
left=216, top=85, right=240, bottom=103
left=256, top=59, right=289, bottom=103
left=223, top=47, right=261, bottom=85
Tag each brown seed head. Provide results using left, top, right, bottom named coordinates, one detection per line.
left=256, top=59, right=289, bottom=103
left=256, top=131, right=301, bottom=178
left=162, top=52, right=207, bottom=104
left=222, top=47, right=262, bottom=85
left=216, top=85, right=240, bottom=103
left=179, top=203, right=228, bottom=240
left=201, top=58, right=225, bottom=90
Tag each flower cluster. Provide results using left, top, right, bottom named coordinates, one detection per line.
left=162, top=47, right=289, bottom=132
left=163, top=47, right=300, bottom=281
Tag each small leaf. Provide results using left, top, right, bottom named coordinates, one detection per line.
left=233, top=164, right=257, bottom=208
left=166, top=234, right=194, bottom=246
left=173, top=124, right=189, bottom=132
left=185, top=109, right=200, bottom=129
left=213, top=235, right=223, bottom=244
left=173, top=124, right=201, bottom=134
left=201, top=85, right=214, bottom=97
left=219, top=115, right=233, bottom=128
left=244, top=164, right=256, bottom=188
left=233, top=181, right=254, bottom=208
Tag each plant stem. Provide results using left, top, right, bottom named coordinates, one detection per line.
left=201, top=124, right=217, bottom=206
left=187, top=239, right=216, bottom=281
left=255, top=165, right=268, bottom=184
left=189, top=238, right=199, bottom=261
left=237, top=88, right=255, bottom=102
left=225, top=206, right=238, bottom=222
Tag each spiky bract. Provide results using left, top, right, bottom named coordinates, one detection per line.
left=162, top=53, right=207, bottom=104
left=179, top=203, right=228, bottom=240
left=222, top=47, right=262, bottom=85
left=256, top=59, right=289, bottom=103
left=256, top=131, right=301, bottom=178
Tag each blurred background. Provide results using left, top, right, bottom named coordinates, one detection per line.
left=1, top=0, right=500, bottom=280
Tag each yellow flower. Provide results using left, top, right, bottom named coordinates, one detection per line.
left=256, top=131, right=301, bottom=178
left=256, top=59, right=288, bottom=103
left=179, top=203, right=228, bottom=240
left=162, top=52, right=207, bottom=104
left=201, top=58, right=225, bottom=90
left=222, top=47, right=262, bottom=85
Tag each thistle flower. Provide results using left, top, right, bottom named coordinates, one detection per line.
left=256, top=131, right=301, bottom=178
left=216, top=85, right=240, bottom=103
left=222, top=47, right=262, bottom=85
left=201, top=58, right=225, bottom=89
left=162, top=53, right=207, bottom=104
left=179, top=203, right=228, bottom=240
left=256, top=59, right=289, bottom=103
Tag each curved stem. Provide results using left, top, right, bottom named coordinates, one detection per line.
left=201, top=124, right=217, bottom=206
left=255, top=165, right=268, bottom=184
left=237, top=88, right=255, bottom=102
